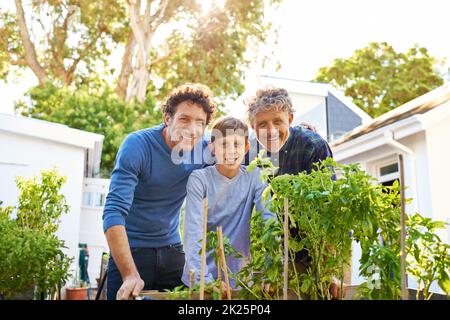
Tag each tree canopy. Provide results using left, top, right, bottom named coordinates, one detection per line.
left=15, top=84, right=161, bottom=176
left=314, top=42, right=444, bottom=117
left=1, top=0, right=280, bottom=103
left=1, top=0, right=281, bottom=175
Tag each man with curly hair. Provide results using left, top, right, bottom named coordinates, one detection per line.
left=102, top=83, right=217, bottom=300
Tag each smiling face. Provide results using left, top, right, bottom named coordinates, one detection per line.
left=252, top=109, right=293, bottom=152
left=164, top=101, right=208, bottom=151
left=212, top=133, right=247, bottom=171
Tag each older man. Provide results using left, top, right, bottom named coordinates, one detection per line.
left=245, top=87, right=333, bottom=175
left=244, top=87, right=344, bottom=299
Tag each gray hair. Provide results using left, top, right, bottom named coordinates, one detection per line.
left=245, top=86, right=295, bottom=124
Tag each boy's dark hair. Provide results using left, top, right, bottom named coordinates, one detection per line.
left=162, top=83, right=217, bottom=124
left=210, top=116, right=249, bottom=143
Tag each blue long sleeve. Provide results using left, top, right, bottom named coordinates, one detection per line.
left=102, top=124, right=207, bottom=248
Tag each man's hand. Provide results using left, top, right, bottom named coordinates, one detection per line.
left=300, top=122, right=317, bottom=133
left=116, top=274, right=145, bottom=300
left=105, top=226, right=144, bottom=300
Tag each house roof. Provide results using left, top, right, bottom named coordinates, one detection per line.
left=332, top=84, right=450, bottom=147
left=259, top=75, right=372, bottom=123
left=0, top=113, right=104, bottom=177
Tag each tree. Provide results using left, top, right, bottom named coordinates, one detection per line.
left=1, top=0, right=280, bottom=103
left=5, top=0, right=280, bottom=175
left=122, top=0, right=279, bottom=103
left=147, top=0, right=277, bottom=103
left=1, top=1, right=127, bottom=87
left=314, top=42, right=444, bottom=117
left=15, top=84, right=162, bottom=176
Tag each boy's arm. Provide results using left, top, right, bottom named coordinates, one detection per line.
left=183, top=172, right=214, bottom=286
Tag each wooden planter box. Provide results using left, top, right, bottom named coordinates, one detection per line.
left=138, top=286, right=448, bottom=300
left=138, top=289, right=301, bottom=300
left=138, top=290, right=242, bottom=300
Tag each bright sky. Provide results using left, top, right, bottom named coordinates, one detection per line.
left=1, top=0, right=449, bottom=116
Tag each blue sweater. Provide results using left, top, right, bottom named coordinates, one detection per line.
left=102, top=123, right=211, bottom=248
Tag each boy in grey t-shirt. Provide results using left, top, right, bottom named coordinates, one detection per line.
left=181, top=116, right=274, bottom=289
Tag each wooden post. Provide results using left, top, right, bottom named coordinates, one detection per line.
left=200, top=198, right=208, bottom=300
left=283, top=197, right=289, bottom=300
left=398, top=154, right=409, bottom=300
left=217, top=227, right=223, bottom=300
left=189, top=269, right=195, bottom=300
left=217, top=226, right=232, bottom=300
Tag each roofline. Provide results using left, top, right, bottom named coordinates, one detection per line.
left=327, top=87, right=372, bottom=122
left=0, top=113, right=104, bottom=177
left=0, top=113, right=103, bottom=148
left=333, top=115, right=425, bottom=162
left=259, top=75, right=330, bottom=96
left=258, top=75, right=372, bottom=122
left=332, top=84, right=450, bottom=147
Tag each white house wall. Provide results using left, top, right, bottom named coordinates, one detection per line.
left=79, top=207, right=108, bottom=286
left=290, top=92, right=328, bottom=139
left=0, top=130, right=85, bottom=281
left=424, top=102, right=450, bottom=243
left=333, top=131, right=435, bottom=287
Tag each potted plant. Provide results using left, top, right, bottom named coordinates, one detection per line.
left=0, top=170, right=72, bottom=300
left=66, top=244, right=91, bottom=301
left=65, top=278, right=89, bottom=300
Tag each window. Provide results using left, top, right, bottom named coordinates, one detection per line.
left=82, top=192, right=106, bottom=208
left=377, top=161, right=400, bottom=187
left=380, top=163, right=399, bottom=176
left=95, top=193, right=106, bottom=207
left=82, top=192, right=93, bottom=207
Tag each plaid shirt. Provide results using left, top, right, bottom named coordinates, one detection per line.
left=245, top=125, right=334, bottom=176
left=245, top=125, right=334, bottom=263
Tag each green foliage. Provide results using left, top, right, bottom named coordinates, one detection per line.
left=1, top=0, right=281, bottom=104
left=164, top=231, right=244, bottom=300
left=240, top=153, right=450, bottom=300
left=0, top=0, right=127, bottom=85
left=163, top=280, right=230, bottom=300
left=406, top=213, right=450, bottom=299
left=148, top=0, right=282, bottom=103
left=0, top=11, right=22, bottom=80
left=15, top=84, right=162, bottom=176
left=204, top=230, right=243, bottom=264
left=15, top=169, right=69, bottom=236
left=236, top=208, right=283, bottom=300
left=0, top=170, right=72, bottom=299
left=315, top=42, right=444, bottom=117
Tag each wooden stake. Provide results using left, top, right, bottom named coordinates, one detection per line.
left=398, top=154, right=409, bottom=300
left=217, top=226, right=232, bottom=300
left=189, top=269, right=195, bottom=300
left=199, top=198, right=208, bottom=300
left=217, top=227, right=223, bottom=300
left=283, top=197, right=289, bottom=300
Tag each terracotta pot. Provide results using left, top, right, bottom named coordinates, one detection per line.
left=65, top=287, right=88, bottom=300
